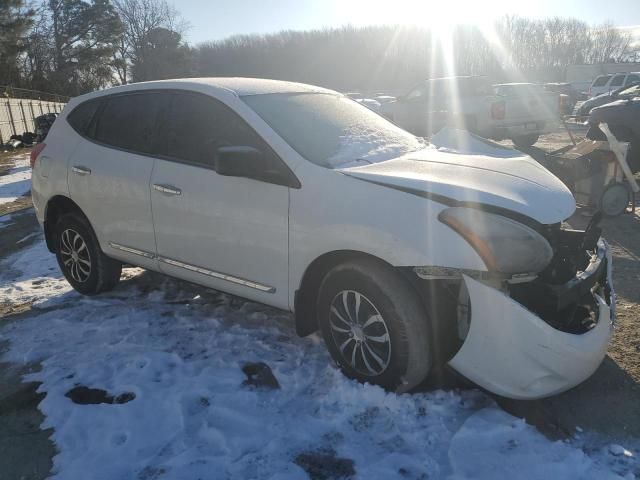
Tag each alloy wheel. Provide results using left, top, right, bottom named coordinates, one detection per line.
left=59, top=228, right=92, bottom=283
left=328, top=290, right=392, bottom=376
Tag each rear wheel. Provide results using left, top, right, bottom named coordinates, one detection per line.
left=55, top=213, right=122, bottom=295
left=317, top=259, right=431, bottom=392
left=512, top=133, right=539, bottom=149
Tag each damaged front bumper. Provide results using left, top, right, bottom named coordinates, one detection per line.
left=448, top=239, right=615, bottom=400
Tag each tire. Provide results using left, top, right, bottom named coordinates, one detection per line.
left=54, top=212, right=122, bottom=295
left=317, top=259, right=431, bottom=392
left=600, top=182, right=630, bottom=217
left=512, top=133, right=539, bottom=149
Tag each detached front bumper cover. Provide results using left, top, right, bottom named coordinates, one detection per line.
left=449, top=239, right=614, bottom=400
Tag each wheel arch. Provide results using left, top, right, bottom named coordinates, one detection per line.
left=294, top=250, right=396, bottom=337
left=44, top=195, right=89, bottom=252
left=294, top=249, right=460, bottom=367
left=293, top=249, right=448, bottom=338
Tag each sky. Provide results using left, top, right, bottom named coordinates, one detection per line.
left=177, top=0, right=640, bottom=45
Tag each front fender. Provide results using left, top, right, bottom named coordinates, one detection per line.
left=289, top=166, right=486, bottom=310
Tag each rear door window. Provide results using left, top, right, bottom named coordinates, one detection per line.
left=610, top=75, right=625, bottom=87
left=592, top=75, right=612, bottom=87
left=94, top=93, right=167, bottom=156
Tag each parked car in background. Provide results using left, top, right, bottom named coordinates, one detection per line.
left=544, top=82, right=587, bottom=115
left=388, top=77, right=560, bottom=148
left=586, top=97, right=640, bottom=173
left=31, top=78, right=614, bottom=400
left=373, top=94, right=396, bottom=105
left=345, top=92, right=382, bottom=112
left=491, top=83, right=560, bottom=147
left=589, top=72, right=640, bottom=97
left=388, top=76, right=493, bottom=137
left=576, top=82, right=640, bottom=118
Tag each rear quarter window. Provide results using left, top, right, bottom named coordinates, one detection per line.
left=67, top=99, right=102, bottom=135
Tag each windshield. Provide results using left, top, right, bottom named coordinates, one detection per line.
left=242, top=92, right=425, bottom=168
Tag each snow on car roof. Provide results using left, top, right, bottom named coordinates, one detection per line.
left=70, top=78, right=335, bottom=106
left=173, top=77, right=336, bottom=96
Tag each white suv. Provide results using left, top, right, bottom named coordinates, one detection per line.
left=589, top=72, right=640, bottom=97
left=31, top=78, right=615, bottom=399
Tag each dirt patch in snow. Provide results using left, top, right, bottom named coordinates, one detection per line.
left=0, top=150, right=33, bottom=217
left=0, top=360, right=54, bottom=480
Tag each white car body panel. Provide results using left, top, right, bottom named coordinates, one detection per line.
left=287, top=161, right=487, bottom=310
left=151, top=159, right=290, bottom=309
left=338, top=148, right=576, bottom=225
left=68, top=138, right=158, bottom=270
left=449, top=241, right=614, bottom=399
left=31, top=119, right=80, bottom=224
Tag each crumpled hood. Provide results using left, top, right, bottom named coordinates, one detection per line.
left=338, top=143, right=576, bottom=225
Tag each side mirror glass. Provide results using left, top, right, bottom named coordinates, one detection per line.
left=215, top=146, right=264, bottom=178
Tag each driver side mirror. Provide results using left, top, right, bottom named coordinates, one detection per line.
left=215, top=146, right=265, bottom=179
left=214, top=145, right=301, bottom=188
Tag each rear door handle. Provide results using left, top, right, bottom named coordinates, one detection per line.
left=72, top=165, right=91, bottom=176
left=153, top=184, right=182, bottom=196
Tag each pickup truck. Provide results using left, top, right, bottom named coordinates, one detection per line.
left=384, top=77, right=560, bottom=148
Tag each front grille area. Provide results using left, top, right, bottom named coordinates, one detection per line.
left=509, top=223, right=606, bottom=334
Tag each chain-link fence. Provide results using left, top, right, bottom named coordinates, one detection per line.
left=1, top=86, right=69, bottom=144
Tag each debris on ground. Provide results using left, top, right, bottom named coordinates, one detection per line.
left=241, top=361, right=280, bottom=390
left=294, top=448, right=356, bottom=480
left=65, top=386, right=136, bottom=405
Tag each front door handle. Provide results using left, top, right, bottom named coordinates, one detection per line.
left=153, top=184, right=182, bottom=196
left=72, top=165, right=91, bottom=176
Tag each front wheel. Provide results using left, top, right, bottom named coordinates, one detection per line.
left=317, top=259, right=432, bottom=392
left=55, top=213, right=122, bottom=295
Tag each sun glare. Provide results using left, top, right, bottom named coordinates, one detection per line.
left=341, top=0, right=516, bottom=34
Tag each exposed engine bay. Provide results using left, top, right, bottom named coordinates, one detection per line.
left=422, top=213, right=613, bottom=345
left=509, top=214, right=610, bottom=334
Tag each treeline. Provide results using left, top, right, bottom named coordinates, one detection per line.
left=1, top=0, right=190, bottom=96
left=1, top=0, right=638, bottom=97
left=193, top=19, right=637, bottom=92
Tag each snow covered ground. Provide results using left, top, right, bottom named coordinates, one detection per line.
left=0, top=150, right=637, bottom=479
left=1, top=237, right=638, bottom=480
left=0, top=154, right=31, bottom=205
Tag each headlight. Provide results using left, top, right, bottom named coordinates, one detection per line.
left=438, top=207, right=553, bottom=274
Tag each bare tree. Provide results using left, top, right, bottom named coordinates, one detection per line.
left=587, top=21, right=632, bottom=64
left=113, top=0, right=187, bottom=83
